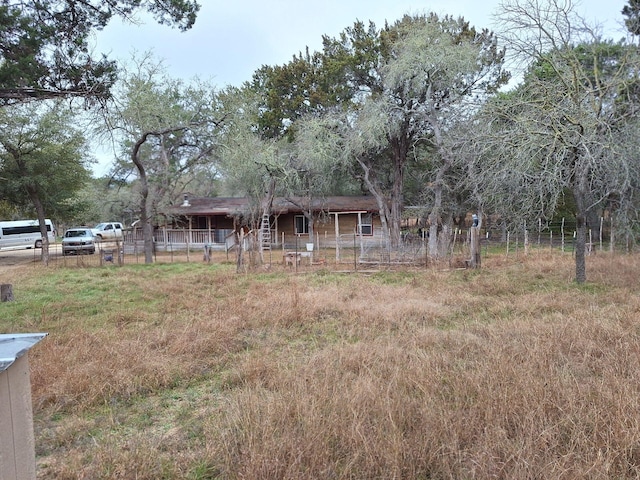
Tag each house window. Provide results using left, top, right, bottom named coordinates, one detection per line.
left=295, top=215, right=309, bottom=235
left=359, top=213, right=373, bottom=235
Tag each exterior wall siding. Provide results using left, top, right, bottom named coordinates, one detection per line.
left=274, top=213, right=384, bottom=249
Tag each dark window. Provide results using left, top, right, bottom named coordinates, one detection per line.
left=295, top=215, right=309, bottom=235
left=359, top=214, right=373, bottom=235
left=3, top=224, right=51, bottom=235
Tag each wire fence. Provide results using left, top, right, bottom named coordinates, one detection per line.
left=33, top=217, right=638, bottom=270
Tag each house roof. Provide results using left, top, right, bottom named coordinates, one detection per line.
left=168, top=196, right=380, bottom=217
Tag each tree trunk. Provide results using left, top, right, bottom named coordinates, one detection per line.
left=427, top=182, right=442, bottom=258
left=236, top=230, right=244, bottom=273
left=137, top=174, right=154, bottom=264
left=437, top=216, right=453, bottom=259
left=131, top=134, right=154, bottom=263
left=26, top=186, right=49, bottom=266
left=426, top=134, right=454, bottom=260
left=355, top=135, right=407, bottom=248
left=389, top=136, right=407, bottom=248
left=1, top=284, right=14, bottom=302
left=575, top=213, right=587, bottom=283
left=141, top=207, right=154, bottom=264
left=307, top=213, right=314, bottom=243
left=573, top=184, right=588, bottom=284
left=356, top=157, right=391, bottom=243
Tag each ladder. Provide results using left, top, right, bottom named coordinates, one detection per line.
left=260, top=214, right=271, bottom=251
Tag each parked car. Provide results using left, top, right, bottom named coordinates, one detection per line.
left=62, top=228, right=96, bottom=255
left=91, top=222, right=124, bottom=240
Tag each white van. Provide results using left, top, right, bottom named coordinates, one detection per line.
left=91, top=222, right=124, bottom=240
left=0, top=219, right=56, bottom=249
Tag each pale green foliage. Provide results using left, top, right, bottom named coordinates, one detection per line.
left=383, top=20, right=480, bottom=100
left=115, top=62, right=218, bottom=152
left=348, top=99, right=395, bottom=155
left=217, top=88, right=288, bottom=199
left=295, top=115, right=347, bottom=169
left=218, top=86, right=360, bottom=208
left=219, top=130, right=286, bottom=198
left=105, top=54, right=221, bottom=208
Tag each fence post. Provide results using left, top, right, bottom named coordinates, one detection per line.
left=334, top=213, right=339, bottom=264
left=353, top=233, right=357, bottom=271
left=538, top=218, right=542, bottom=246
left=185, top=227, right=190, bottom=262
left=599, top=217, right=603, bottom=252
left=610, top=217, right=615, bottom=253
left=469, top=227, right=481, bottom=268
left=451, top=228, right=458, bottom=259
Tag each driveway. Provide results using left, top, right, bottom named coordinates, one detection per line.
left=0, top=245, right=59, bottom=274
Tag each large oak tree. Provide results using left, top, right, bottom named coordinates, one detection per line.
left=251, top=15, right=508, bottom=249
left=105, top=56, right=223, bottom=263
left=0, top=102, right=92, bottom=264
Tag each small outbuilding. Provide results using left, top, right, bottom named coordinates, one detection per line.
left=0, top=333, right=47, bottom=480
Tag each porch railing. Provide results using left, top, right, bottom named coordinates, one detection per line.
left=124, top=228, right=236, bottom=248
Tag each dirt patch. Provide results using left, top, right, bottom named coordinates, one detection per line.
left=0, top=250, right=41, bottom=276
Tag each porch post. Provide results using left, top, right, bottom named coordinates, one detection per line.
left=334, top=212, right=340, bottom=263
left=187, top=217, right=191, bottom=262
left=357, top=212, right=364, bottom=259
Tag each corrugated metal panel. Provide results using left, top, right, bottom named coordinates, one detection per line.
left=0, top=333, right=47, bottom=372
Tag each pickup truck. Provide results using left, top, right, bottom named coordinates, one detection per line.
left=91, top=222, right=124, bottom=240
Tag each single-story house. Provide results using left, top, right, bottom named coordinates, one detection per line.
left=164, top=195, right=385, bottom=248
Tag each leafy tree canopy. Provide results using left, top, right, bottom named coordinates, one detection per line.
left=0, top=102, right=93, bottom=221
left=0, top=0, right=200, bottom=106
left=623, top=0, right=640, bottom=35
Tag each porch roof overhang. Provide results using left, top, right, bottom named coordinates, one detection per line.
left=167, top=197, right=249, bottom=217
left=168, top=196, right=381, bottom=217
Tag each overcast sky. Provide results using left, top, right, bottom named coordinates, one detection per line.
left=94, top=0, right=629, bottom=88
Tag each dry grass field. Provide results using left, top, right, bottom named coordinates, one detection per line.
left=3, top=250, right=640, bottom=479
